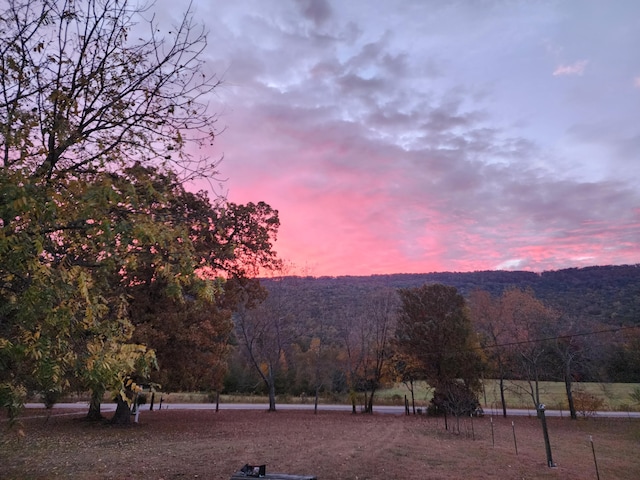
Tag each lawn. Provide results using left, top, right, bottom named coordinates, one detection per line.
left=2, top=408, right=639, bottom=479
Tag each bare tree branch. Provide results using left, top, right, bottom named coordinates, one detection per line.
left=0, top=0, right=222, bottom=181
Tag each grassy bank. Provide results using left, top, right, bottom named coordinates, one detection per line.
left=48, top=380, right=640, bottom=412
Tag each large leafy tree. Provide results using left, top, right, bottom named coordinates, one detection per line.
left=0, top=0, right=280, bottom=422
left=1, top=166, right=169, bottom=420
left=1, top=162, right=280, bottom=421
left=395, top=284, right=484, bottom=416
left=129, top=194, right=281, bottom=393
left=0, top=171, right=95, bottom=417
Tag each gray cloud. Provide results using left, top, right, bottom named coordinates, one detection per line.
left=179, top=0, right=640, bottom=274
left=294, top=0, right=333, bottom=27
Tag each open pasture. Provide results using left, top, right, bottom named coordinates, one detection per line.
left=2, top=408, right=639, bottom=479
left=376, top=380, right=640, bottom=412
left=156, top=381, right=640, bottom=415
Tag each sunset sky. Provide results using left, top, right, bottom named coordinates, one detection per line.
left=178, top=0, right=639, bottom=276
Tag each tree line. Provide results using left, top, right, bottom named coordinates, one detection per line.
left=227, top=273, right=640, bottom=420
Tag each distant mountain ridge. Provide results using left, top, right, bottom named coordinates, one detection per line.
left=261, top=264, right=640, bottom=325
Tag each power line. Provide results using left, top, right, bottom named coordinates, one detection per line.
left=481, top=324, right=640, bottom=351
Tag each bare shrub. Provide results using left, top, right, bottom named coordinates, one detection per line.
left=573, top=389, right=604, bottom=418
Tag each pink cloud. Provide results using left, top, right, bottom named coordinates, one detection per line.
left=553, top=60, right=589, bottom=76
left=181, top=1, right=640, bottom=277
left=212, top=97, right=640, bottom=276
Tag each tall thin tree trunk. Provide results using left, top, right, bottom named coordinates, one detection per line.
left=366, top=389, right=376, bottom=414
left=499, top=377, right=507, bottom=418
left=350, top=389, right=357, bottom=414
left=482, top=376, right=488, bottom=406
left=87, top=388, right=104, bottom=421
left=410, top=380, right=416, bottom=414
left=267, top=364, right=276, bottom=412
left=565, top=363, right=577, bottom=420
left=314, top=385, right=319, bottom=415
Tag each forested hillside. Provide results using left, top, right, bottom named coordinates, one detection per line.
left=224, top=265, right=640, bottom=400
left=261, top=264, right=640, bottom=326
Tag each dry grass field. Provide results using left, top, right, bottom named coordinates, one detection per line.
left=375, top=380, right=640, bottom=412
left=2, top=408, right=639, bottom=480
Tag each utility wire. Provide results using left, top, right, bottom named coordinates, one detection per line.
left=480, top=324, right=640, bottom=351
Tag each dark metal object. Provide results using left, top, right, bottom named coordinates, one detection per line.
left=230, top=464, right=317, bottom=480
left=537, top=404, right=556, bottom=468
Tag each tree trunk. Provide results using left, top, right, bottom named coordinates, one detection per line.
left=110, top=396, right=132, bottom=425
left=564, top=364, right=577, bottom=420
left=366, top=388, right=376, bottom=414
left=410, top=380, right=416, bottom=414
left=314, top=385, right=319, bottom=415
left=499, top=377, right=507, bottom=418
left=267, top=365, right=276, bottom=412
left=482, top=376, right=488, bottom=406
left=86, top=389, right=104, bottom=421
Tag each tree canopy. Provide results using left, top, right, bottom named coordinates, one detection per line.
left=1, top=0, right=220, bottom=181
left=395, top=283, right=484, bottom=416
left=0, top=0, right=280, bottom=422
